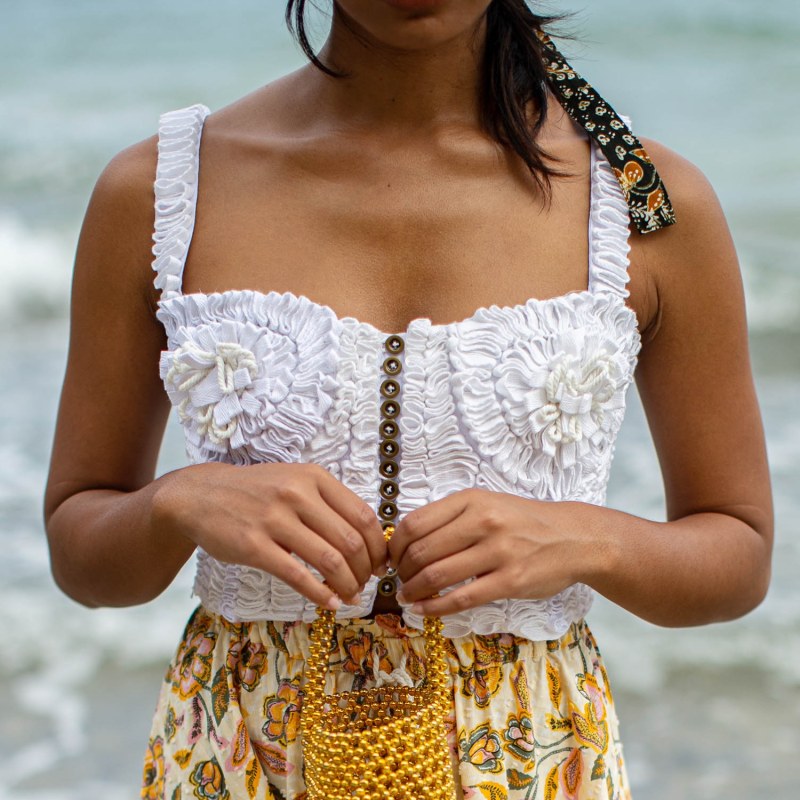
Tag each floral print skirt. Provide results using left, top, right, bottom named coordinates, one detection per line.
left=141, top=604, right=632, bottom=800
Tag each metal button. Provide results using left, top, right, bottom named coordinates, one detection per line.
left=380, top=420, right=398, bottom=439
left=380, top=379, right=400, bottom=398
left=378, top=576, right=397, bottom=596
left=379, top=460, right=398, bottom=479
left=380, top=480, right=398, bottom=500
left=384, top=335, right=405, bottom=354
left=379, top=502, right=398, bottom=520
left=381, top=400, right=400, bottom=418
left=382, top=357, right=402, bottom=376
left=380, top=440, right=400, bottom=459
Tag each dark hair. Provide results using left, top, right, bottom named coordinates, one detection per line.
left=285, top=0, right=568, bottom=195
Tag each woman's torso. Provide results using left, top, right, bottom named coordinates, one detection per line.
left=152, top=84, right=643, bottom=639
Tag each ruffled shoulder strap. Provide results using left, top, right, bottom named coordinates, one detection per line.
left=587, top=118, right=634, bottom=299
left=151, top=103, right=210, bottom=302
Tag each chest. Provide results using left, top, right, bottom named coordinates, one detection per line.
left=180, top=129, right=610, bottom=332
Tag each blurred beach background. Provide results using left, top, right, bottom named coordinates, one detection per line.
left=1, top=0, right=798, bottom=797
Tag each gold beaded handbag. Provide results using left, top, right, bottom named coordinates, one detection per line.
left=301, top=332, right=458, bottom=800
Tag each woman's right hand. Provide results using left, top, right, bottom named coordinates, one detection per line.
left=153, top=460, right=389, bottom=610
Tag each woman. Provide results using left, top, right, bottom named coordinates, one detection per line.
left=43, top=1, right=773, bottom=798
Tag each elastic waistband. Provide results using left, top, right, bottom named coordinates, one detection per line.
left=195, top=604, right=592, bottom=672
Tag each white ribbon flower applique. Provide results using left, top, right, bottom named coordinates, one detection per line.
left=163, top=340, right=264, bottom=449
left=496, top=329, right=630, bottom=469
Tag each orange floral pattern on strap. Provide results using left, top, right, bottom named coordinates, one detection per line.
left=538, top=30, right=676, bottom=235
left=141, top=607, right=631, bottom=799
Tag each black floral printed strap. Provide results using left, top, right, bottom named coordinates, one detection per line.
left=537, top=31, right=677, bottom=235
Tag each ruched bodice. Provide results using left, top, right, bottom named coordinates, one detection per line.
left=152, top=103, right=642, bottom=640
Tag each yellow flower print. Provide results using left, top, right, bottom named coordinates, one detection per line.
left=545, top=713, right=573, bottom=733
left=171, top=614, right=217, bottom=700
left=461, top=663, right=503, bottom=708
left=374, top=612, right=413, bottom=638
left=598, top=662, right=615, bottom=706
left=224, top=719, right=251, bottom=771
left=569, top=700, right=609, bottom=754
left=340, top=630, right=393, bottom=677
left=578, top=673, right=607, bottom=723
left=341, top=630, right=374, bottom=674
left=226, top=638, right=268, bottom=692
left=510, top=662, right=531, bottom=715
left=252, top=741, right=295, bottom=778
left=476, top=782, right=508, bottom=800
left=189, top=758, right=230, bottom=800
left=472, top=633, right=518, bottom=666
left=459, top=723, right=504, bottom=774
left=503, top=712, right=535, bottom=764
left=546, top=660, right=563, bottom=708
left=262, top=678, right=302, bottom=745
left=141, top=735, right=165, bottom=800
left=404, top=648, right=425, bottom=682
left=544, top=764, right=559, bottom=800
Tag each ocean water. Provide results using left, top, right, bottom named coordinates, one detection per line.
left=1, top=1, right=798, bottom=798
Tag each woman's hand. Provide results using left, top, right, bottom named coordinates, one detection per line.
left=389, top=487, right=599, bottom=617
left=154, top=461, right=388, bottom=611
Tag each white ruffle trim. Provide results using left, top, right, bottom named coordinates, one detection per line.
left=450, top=291, right=640, bottom=499
left=400, top=321, right=481, bottom=515
left=400, top=582, right=595, bottom=641
left=193, top=552, right=594, bottom=641
left=588, top=138, right=634, bottom=298
left=151, top=103, right=210, bottom=302
left=159, top=291, right=339, bottom=464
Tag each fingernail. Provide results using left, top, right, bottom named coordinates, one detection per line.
left=327, top=595, right=342, bottom=611
left=409, top=603, right=424, bottom=615
left=345, top=594, right=362, bottom=606
left=396, top=591, right=407, bottom=604
left=376, top=564, right=388, bottom=577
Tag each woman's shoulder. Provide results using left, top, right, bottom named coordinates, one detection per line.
left=86, top=118, right=165, bottom=269
left=96, top=70, right=300, bottom=203
left=75, top=135, right=158, bottom=318
left=639, top=136, right=721, bottom=219
left=634, top=135, right=733, bottom=270
left=627, top=135, right=738, bottom=340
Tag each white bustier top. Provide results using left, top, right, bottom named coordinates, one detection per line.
left=152, top=104, right=642, bottom=640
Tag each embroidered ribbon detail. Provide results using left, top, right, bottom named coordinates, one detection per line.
left=538, top=31, right=677, bottom=235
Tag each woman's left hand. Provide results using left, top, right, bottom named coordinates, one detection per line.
left=389, top=487, right=603, bottom=617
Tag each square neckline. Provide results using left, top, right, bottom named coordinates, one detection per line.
left=153, top=103, right=637, bottom=338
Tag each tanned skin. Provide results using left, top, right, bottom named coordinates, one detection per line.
left=44, top=2, right=772, bottom=628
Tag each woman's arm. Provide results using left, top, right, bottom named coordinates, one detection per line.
left=43, top=136, right=196, bottom=607
left=390, top=142, right=773, bottom=628
left=588, top=140, right=773, bottom=626
left=44, top=138, right=386, bottom=610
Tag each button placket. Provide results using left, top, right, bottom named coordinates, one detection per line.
left=378, top=334, right=405, bottom=597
